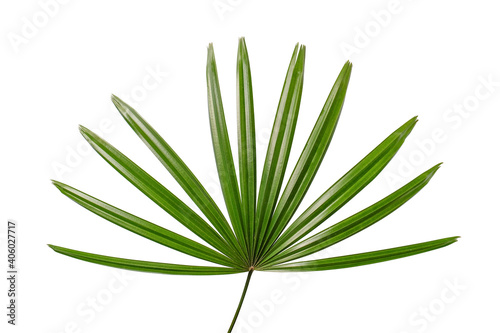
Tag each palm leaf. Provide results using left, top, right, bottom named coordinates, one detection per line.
left=50, top=38, right=458, bottom=332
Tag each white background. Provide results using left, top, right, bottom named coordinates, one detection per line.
left=1, top=0, right=499, bottom=332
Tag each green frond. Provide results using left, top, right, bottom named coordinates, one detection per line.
left=50, top=38, right=458, bottom=332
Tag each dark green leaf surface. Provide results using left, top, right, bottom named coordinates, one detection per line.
left=254, top=44, right=306, bottom=259
left=261, top=117, right=418, bottom=263
left=49, top=245, right=243, bottom=275
left=207, top=44, right=247, bottom=260
left=50, top=40, right=458, bottom=332
left=263, top=164, right=441, bottom=266
left=52, top=180, right=240, bottom=268
left=258, top=61, right=352, bottom=259
left=110, top=95, right=246, bottom=263
left=236, top=38, right=257, bottom=258
left=262, top=237, right=459, bottom=272
left=79, top=126, right=240, bottom=262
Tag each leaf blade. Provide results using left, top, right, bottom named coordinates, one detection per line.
left=261, top=117, right=418, bottom=263
left=52, top=180, right=240, bottom=268
left=264, top=164, right=442, bottom=266
left=207, top=43, right=247, bottom=259
left=49, top=245, right=244, bottom=275
left=259, top=61, right=352, bottom=258
left=254, top=44, right=306, bottom=258
left=79, top=126, right=241, bottom=263
left=237, top=38, right=257, bottom=258
left=110, top=95, right=246, bottom=263
left=262, top=237, right=459, bottom=272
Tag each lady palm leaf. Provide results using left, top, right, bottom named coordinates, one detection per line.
left=50, top=38, right=458, bottom=332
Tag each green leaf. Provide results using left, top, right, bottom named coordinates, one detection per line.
left=79, top=126, right=240, bottom=263
left=237, top=38, right=257, bottom=258
left=110, top=95, right=246, bottom=263
left=48, top=245, right=244, bottom=275
left=263, top=164, right=442, bottom=266
left=262, top=237, right=459, bottom=272
left=258, top=61, right=352, bottom=259
left=52, top=180, right=241, bottom=268
left=254, top=44, right=306, bottom=258
left=207, top=43, right=247, bottom=259
left=260, top=117, right=418, bottom=263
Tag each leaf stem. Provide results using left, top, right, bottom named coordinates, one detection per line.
left=228, top=268, right=254, bottom=332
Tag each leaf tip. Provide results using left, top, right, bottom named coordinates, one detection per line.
left=443, top=236, right=460, bottom=247
left=111, top=94, right=122, bottom=107
left=343, top=60, right=353, bottom=73
left=111, top=94, right=134, bottom=117
left=207, top=43, right=217, bottom=74
left=433, top=162, right=444, bottom=172
left=424, top=163, right=443, bottom=181
left=48, top=244, right=60, bottom=252
left=207, top=42, right=214, bottom=56
left=51, top=179, right=62, bottom=186
left=78, top=124, right=89, bottom=133
left=396, top=116, right=419, bottom=140
left=78, top=125, right=95, bottom=142
left=51, top=179, right=69, bottom=194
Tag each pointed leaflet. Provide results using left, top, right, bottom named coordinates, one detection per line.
left=262, top=237, right=459, bottom=272
left=254, top=44, right=306, bottom=257
left=207, top=44, right=247, bottom=257
left=110, top=95, right=245, bottom=262
left=262, top=164, right=442, bottom=266
left=79, top=126, right=241, bottom=262
left=260, top=117, right=418, bottom=263
left=236, top=38, right=257, bottom=256
left=49, top=245, right=244, bottom=275
left=52, top=180, right=241, bottom=268
left=258, top=61, right=352, bottom=258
